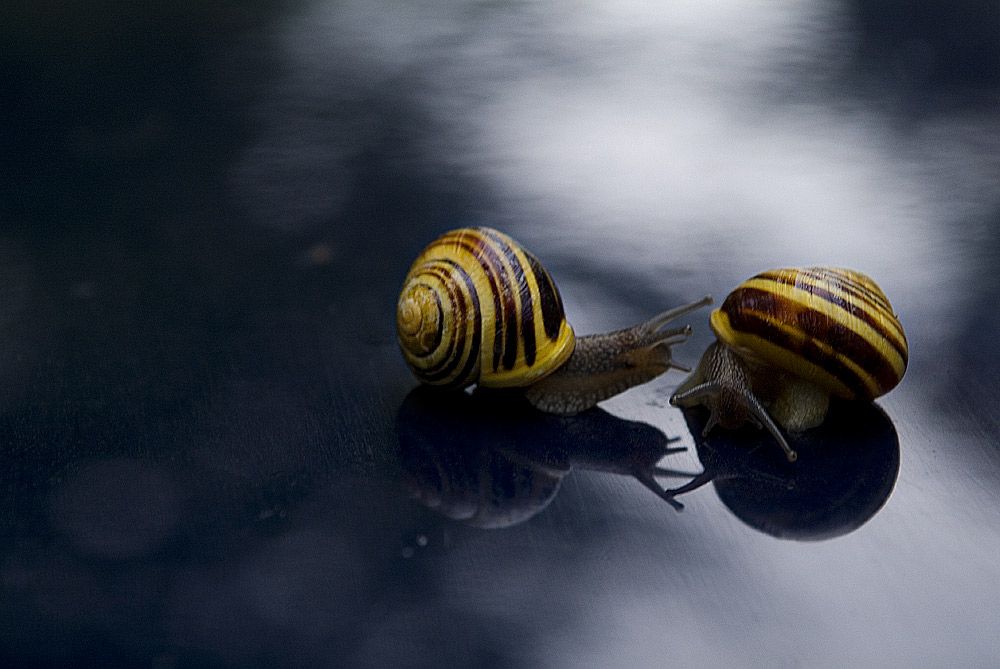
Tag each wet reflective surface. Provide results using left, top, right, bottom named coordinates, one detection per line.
left=4, top=1, right=1000, bottom=666
left=398, top=387, right=696, bottom=520
left=671, top=400, right=900, bottom=540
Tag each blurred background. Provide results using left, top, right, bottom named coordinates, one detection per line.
left=2, top=1, right=999, bottom=666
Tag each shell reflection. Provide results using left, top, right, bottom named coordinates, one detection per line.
left=396, top=386, right=695, bottom=528
left=668, top=400, right=900, bottom=540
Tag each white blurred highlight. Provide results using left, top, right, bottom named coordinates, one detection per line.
left=237, top=0, right=998, bottom=329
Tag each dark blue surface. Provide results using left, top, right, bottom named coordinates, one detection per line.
left=3, top=2, right=1000, bottom=666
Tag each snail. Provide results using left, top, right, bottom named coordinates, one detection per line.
left=396, top=227, right=711, bottom=414
left=670, top=267, right=908, bottom=463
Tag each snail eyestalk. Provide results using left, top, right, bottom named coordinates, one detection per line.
left=642, top=295, right=714, bottom=331
left=743, top=388, right=798, bottom=463
left=670, top=342, right=799, bottom=462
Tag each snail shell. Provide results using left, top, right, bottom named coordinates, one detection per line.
left=712, top=267, right=908, bottom=401
left=397, top=227, right=575, bottom=389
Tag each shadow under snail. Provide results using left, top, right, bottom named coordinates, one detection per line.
left=396, top=227, right=711, bottom=414
left=670, top=267, right=908, bottom=462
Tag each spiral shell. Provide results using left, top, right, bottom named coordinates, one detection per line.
left=710, top=267, right=908, bottom=401
left=397, top=227, right=576, bottom=388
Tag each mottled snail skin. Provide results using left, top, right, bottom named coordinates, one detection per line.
left=671, top=267, right=908, bottom=462
left=523, top=305, right=706, bottom=414
left=397, top=227, right=711, bottom=414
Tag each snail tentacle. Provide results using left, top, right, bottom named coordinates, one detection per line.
left=742, top=387, right=798, bottom=462
left=523, top=296, right=711, bottom=415
left=669, top=380, right=719, bottom=407
left=638, top=296, right=714, bottom=334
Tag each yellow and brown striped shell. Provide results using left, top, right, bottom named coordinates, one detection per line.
left=396, top=227, right=576, bottom=389
left=710, top=267, right=908, bottom=401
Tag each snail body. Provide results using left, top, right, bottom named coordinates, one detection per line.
left=670, top=267, right=908, bottom=462
left=397, top=227, right=711, bottom=414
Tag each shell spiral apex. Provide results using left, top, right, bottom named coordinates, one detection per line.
left=396, top=227, right=576, bottom=389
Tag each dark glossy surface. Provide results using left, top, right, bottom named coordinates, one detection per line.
left=4, top=1, right=1000, bottom=667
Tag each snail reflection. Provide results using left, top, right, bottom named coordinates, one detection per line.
left=396, top=386, right=696, bottom=528
left=667, top=400, right=900, bottom=540
left=671, top=267, right=908, bottom=463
